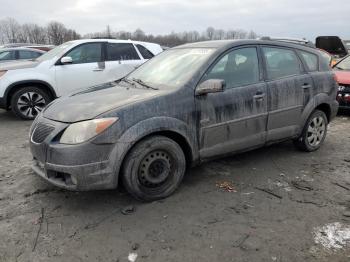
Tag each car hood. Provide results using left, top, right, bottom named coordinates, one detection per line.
left=335, top=70, right=350, bottom=85
left=43, top=82, right=165, bottom=123
left=0, top=59, right=40, bottom=70
left=316, top=36, right=348, bottom=57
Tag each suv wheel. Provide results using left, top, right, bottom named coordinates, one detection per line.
left=122, top=135, right=186, bottom=201
left=294, top=110, right=328, bottom=152
left=11, top=87, right=51, bottom=120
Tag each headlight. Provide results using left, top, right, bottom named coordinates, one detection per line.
left=0, top=70, right=7, bottom=78
left=60, top=117, right=118, bottom=144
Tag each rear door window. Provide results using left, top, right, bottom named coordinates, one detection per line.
left=18, top=50, right=42, bottom=59
left=205, top=47, right=260, bottom=88
left=262, top=47, right=301, bottom=80
left=107, top=43, right=140, bottom=61
left=299, top=51, right=318, bottom=71
left=136, top=44, right=154, bottom=59
left=65, top=43, right=103, bottom=64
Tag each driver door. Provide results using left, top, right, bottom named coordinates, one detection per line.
left=55, top=42, right=107, bottom=96
left=196, top=46, right=268, bottom=159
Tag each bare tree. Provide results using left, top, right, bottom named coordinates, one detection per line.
left=47, top=21, right=67, bottom=45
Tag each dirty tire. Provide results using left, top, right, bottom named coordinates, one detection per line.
left=11, top=86, right=51, bottom=120
left=122, top=135, right=186, bottom=201
left=293, top=110, right=328, bottom=152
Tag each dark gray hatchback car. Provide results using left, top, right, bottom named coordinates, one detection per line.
left=29, top=40, right=339, bottom=201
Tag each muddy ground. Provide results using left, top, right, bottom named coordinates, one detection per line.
left=0, top=109, right=349, bottom=262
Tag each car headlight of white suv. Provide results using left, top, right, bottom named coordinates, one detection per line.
left=60, top=117, right=118, bottom=144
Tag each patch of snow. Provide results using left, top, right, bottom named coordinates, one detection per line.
left=313, top=222, right=350, bottom=250
left=128, top=252, right=138, bottom=262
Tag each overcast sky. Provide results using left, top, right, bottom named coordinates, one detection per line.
left=1, top=0, right=350, bottom=40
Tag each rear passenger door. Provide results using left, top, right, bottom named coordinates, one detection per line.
left=262, top=46, right=314, bottom=141
left=197, top=47, right=268, bottom=159
left=105, top=42, right=142, bottom=82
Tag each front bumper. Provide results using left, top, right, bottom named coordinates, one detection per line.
left=32, top=159, right=114, bottom=190
left=29, top=116, right=118, bottom=191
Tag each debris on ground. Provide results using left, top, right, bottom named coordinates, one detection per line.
left=332, top=182, right=350, bottom=191
left=291, top=180, right=313, bottom=191
left=313, top=222, right=350, bottom=250
left=121, top=205, right=135, bottom=215
left=128, top=252, right=138, bottom=262
left=216, top=181, right=237, bottom=192
left=32, top=208, right=44, bottom=252
left=232, top=234, right=250, bottom=248
left=254, top=187, right=282, bottom=199
left=132, top=243, right=140, bottom=250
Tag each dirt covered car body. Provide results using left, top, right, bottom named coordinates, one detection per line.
left=29, top=39, right=338, bottom=201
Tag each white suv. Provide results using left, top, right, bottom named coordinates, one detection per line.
left=0, top=39, right=162, bottom=119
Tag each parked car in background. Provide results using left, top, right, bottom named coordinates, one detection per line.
left=0, top=47, right=45, bottom=63
left=344, top=40, right=350, bottom=51
left=316, top=36, right=348, bottom=63
left=29, top=39, right=338, bottom=201
left=0, top=43, right=55, bottom=52
left=333, top=55, right=350, bottom=110
left=0, top=39, right=162, bottom=119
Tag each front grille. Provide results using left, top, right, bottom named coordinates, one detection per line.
left=338, top=84, right=350, bottom=93
left=32, top=123, right=55, bottom=143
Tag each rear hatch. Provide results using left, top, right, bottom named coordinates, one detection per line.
left=316, top=36, right=348, bottom=59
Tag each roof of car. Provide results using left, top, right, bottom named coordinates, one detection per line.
left=0, top=47, right=46, bottom=53
left=175, top=39, right=318, bottom=53
left=69, top=38, right=160, bottom=46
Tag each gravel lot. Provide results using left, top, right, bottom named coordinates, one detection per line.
left=0, top=109, right=349, bottom=262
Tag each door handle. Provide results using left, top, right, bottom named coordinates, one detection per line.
left=93, top=68, right=104, bottom=72
left=302, top=84, right=312, bottom=89
left=253, top=92, right=265, bottom=100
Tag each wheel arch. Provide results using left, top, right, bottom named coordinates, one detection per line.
left=300, top=93, right=333, bottom=131
left=4, top=80, right=57, bottom=108
left=107, top=117, right=199, bottom=188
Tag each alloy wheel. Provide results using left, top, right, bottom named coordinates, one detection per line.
left=17, top=92, right=46, bottom=118
left=307, top=116, right=326, bottom=147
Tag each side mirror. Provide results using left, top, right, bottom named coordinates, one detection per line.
left=195, top=79, right=225, bottom=96
left=60, top=56, right=73, bottom=64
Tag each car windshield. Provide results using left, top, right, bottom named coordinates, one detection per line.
left=35, top=42, right=75, bottom=62
left=126, top=48, right=215, bottom=88
left=335, top=56, right=350, bottom=70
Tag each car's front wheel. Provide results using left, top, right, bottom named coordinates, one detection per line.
left=122, top=135, right=186, bottom=201
left=11, top=87, right=51, bottom=120
left=294, top=110, right=328, bottom=152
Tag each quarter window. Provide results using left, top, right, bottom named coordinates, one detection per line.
left=300, top=51, right=318, bottom=71
left=262, top=47, right=301, bottom=80
left=136, top=44, right=154, bottom=59
left=205, top=47, right=260, bottom=88
left=0, top=51, right=15, bottom=61
left=107, top=43, right=140, bottom=61
left=65, top=43, right=102, bottom=64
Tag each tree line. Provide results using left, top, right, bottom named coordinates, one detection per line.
left=0, top=18, right=80, bottom=45
left=0, top=18, right=259, bottom=47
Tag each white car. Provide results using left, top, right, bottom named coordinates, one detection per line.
left=0, top=39, right=162, bottom=119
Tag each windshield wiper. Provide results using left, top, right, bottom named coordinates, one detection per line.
left=132, top=78, right=159, bottom=90
left=119, top=77, right=136, bottom=86
left=335, top=66, right=344, bottom=70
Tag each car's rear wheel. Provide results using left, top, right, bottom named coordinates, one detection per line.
left=11, top=87, right=51, bottom=120
left=122, top=135, right=186, bottom=201
left=294, top=110, right=328, bottom=152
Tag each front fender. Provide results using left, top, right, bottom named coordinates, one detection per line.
left=106, top=116, right=198, bottom=188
